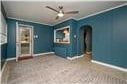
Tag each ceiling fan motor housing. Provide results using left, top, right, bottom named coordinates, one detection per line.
left=59, top=6, right=63, bottom=9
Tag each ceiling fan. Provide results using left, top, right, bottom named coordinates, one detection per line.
left=46, top=6, right=79, bottom=20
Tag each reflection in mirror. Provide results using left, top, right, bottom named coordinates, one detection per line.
left=54, top=26, right=70, bottom=43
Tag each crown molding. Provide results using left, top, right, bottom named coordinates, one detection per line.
left=53, top=3, right=127, bottom=25
left=7, top=17, right=53, bottom=26
left=77, top=3, right=127, bottom=21
left=52, top=17, right=77, bottom=26
left=7, top=3, right=127, bottom=27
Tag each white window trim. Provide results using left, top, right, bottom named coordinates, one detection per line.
left=0, top=11, right=7, bottom=45
left=54, top=26, right=70, bottom=44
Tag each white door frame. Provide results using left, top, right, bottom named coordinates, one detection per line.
left=16, top=22, right=34, bottom=62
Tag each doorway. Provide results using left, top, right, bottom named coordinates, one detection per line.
left=80, top=25, right=92, bottom=61
left=84, top=26, right=92, bottom=54
left=16, top=23, right=33, bottom=61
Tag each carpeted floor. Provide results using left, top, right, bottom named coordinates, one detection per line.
left=7, top=54, right=127, bottom=84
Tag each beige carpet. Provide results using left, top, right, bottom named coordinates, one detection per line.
left=6, top=54, right=127, bottom=84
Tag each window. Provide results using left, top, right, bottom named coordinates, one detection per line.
left=54, top=26, right=70, bottom=43
left=0, top=12, right=7, bottom=45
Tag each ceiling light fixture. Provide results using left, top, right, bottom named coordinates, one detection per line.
left=57, top=11, right=64, bottom=17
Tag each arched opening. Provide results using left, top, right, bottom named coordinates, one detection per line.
left=80, top=25, right=92, bottom=61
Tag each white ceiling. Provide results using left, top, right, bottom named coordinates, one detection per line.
left=2, top=1, right=126, bottom=26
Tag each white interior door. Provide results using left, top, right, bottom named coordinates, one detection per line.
left=19, top=27, right=31, bottom=56
left=16, top=23, right=33, bottom=61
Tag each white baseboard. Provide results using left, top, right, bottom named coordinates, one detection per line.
left=6, top=57, right=16, bottom=61
left=86, top=52, right=92, bottom=54
left=91, top=60, right=127, bottom=72
left=33, top=52, right=54, bottom=56
left=1, top=61, right=7, bottom=76
left=6, top=52, right=55, bottom=61
left=67, top=54, right=84, bottom=60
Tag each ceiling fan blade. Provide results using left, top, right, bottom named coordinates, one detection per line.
left=55, top=16, right=59, bottom=20
left=46, top=6, right=59, bottom=13
left=65, top=11, right=79, bottom=14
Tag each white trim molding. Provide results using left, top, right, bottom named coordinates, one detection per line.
left=86, top=52, right=92, bottom=54
left=67, top=54, right=84, bottom=60
left=54, top=26, right=70, bottom=43
left=53, top=17, right=76, bottom=26
left=6, top=57, right=16, bottom=61
left=16, top=23, right=34, bottom=62
left=6, top=52, right=55, bottom=61
left=7, top=17, right=52, bottom=26
left=1, top=61, right=7, bottom=76
left=33, top=52, right=54, bottom=56
left=6, top=3, right=127, bottom=27
left=78, top=3, right=127, bottom=21
left=91, top=60, right=127, bottom=72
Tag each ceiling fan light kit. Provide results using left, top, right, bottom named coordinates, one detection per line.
left=46, top=6, right=79, bottom=20
left=57, top=11, right=64, bottom=17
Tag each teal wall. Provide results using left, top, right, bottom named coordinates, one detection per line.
left=53, top=5, right=127, bottom=68
left=1, top=44, right=7, bottom=69
left=53, top=19, right=77, bottom=57
left=7, top=18, right=53, bottom=58
left=2, top=4, right=127, bottom=68
left=77, top=5, right=127, bottom=68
